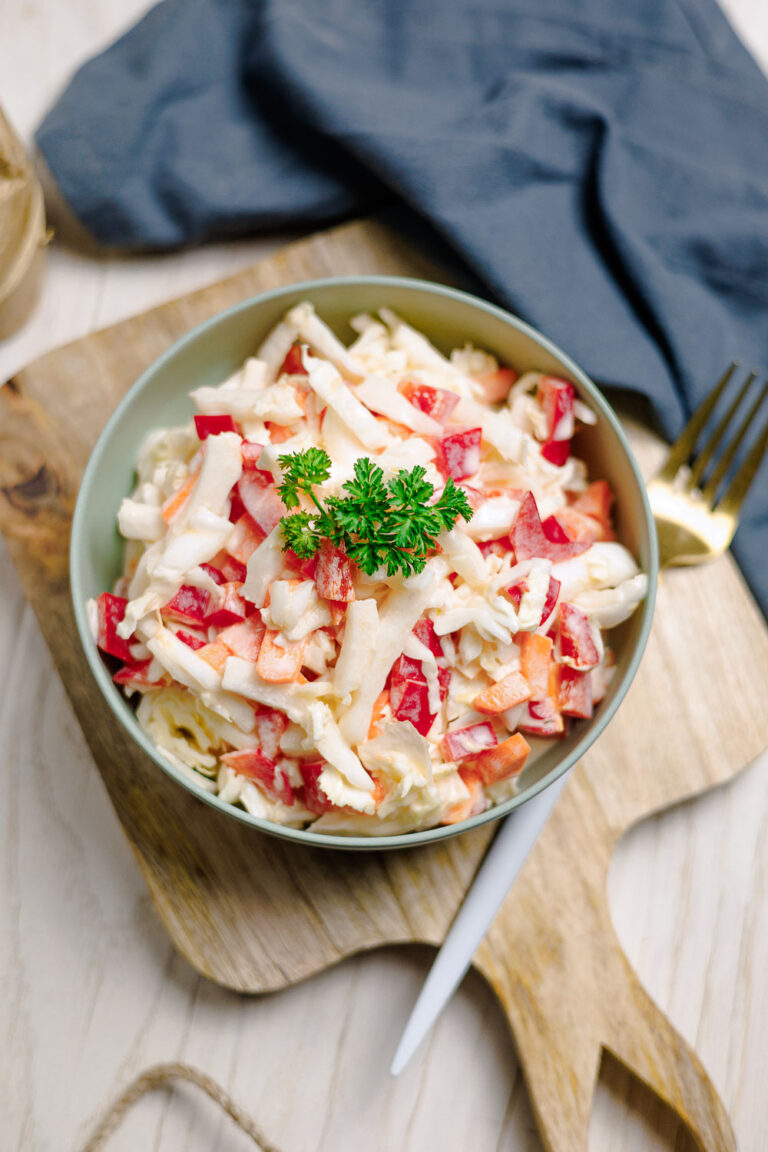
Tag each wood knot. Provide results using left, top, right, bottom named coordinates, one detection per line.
left=2, top=462, right=60, bottom=511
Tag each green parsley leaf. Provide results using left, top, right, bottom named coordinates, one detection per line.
left=278, top=447, right=332, bottom=509
left=276, top=448, right=473, bottom=578
left=433, top=477, right=474, bottom=530
left=281, top=511, right=322, bottom=559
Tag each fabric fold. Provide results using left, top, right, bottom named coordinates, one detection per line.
left=36, top=0, right=768, bottom=615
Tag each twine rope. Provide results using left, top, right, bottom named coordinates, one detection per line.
left=79, top=1062, right=283, bottom=1152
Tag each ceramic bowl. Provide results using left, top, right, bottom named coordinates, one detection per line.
left=71, top=276, right=657, bottom=850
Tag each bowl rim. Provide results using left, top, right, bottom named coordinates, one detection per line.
left=71, top=273, right=658, bottom=851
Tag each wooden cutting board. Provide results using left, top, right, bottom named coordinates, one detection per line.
left=2, top=219, right=767, bottom=1152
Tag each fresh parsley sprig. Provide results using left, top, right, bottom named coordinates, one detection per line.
left=277, top=451, right=473, bottom=577
left=278, top=447, right=332, bottom=512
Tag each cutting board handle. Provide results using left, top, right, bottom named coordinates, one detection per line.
left=601, top=959, right=736, bottom=1152
left=474, top=774, right=736, bottom=1152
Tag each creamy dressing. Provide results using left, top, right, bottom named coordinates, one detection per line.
left=92, top=303, right=647, bottom=835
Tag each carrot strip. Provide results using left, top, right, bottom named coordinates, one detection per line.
left=161, top=471, right=198, bottom=524
left=518, top=632, right=553, bottom=698
left=466, top=733, right=531, bottom=785
left=368, top=690, right=390, bottom=740
left=473, top=671, right=532, bottom=715
left=197, top=638, right=230, bottom=671
left=441, top=770, right=486, bottom=825
left=256, top=629, right=306, bottom=683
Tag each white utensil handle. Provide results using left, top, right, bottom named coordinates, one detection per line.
left=390, top=772, right=569, bottom=1076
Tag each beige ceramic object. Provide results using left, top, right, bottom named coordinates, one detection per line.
left=0, top=108, right=47, bottom=339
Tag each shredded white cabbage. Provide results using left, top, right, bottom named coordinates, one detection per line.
left=101, top=301, right=647, bottom=835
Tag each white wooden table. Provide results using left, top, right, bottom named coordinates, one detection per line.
left=1, top=4, right=767, bottom=1150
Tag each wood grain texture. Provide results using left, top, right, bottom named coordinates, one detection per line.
left=2, top=219, right=767, bottom=1152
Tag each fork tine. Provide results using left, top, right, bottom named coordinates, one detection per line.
left=701, top=377, right=768, bottom=504
left=714, top=399, right=768, bottom=520
left=657, top=362, right=738, bottom=482
left=688, top=370, right=758, bottom=491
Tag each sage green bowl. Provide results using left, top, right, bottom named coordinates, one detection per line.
left=71, top=276, right=658, bottom=850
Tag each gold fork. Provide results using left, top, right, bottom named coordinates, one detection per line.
left=647, top=362, right=768, bottom=567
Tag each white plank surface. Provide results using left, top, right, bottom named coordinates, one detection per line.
left=1, top=3, right=767, bottom=1150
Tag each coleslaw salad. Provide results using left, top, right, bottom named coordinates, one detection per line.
left=82, top=297, right=649, bottom=837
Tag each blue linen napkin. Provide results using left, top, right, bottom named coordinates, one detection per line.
left=37, top=0, right=768, bottom=614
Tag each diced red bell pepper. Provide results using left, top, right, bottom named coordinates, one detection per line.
left=315, top=541, right=355, bottom=602
left=236, top=473, right=286, bottom=535
left=162, top=585, right=213, bottom=626
left=541, top=515, right=571, bottom=545
left=389, top=653, right=423, bottom=687
left=388, top=653, right=436, bottom=736
left=571, top=479, right=612, bottom=522
left=412, top=617, right=445, bottom=661
left=219, top=616, right=265, bottom=661
left=437, top=664, right=452, bottom=702
left=551, top=506, right=603, bottom=545
left=299, top=761, right=335, bottom=814
left=284, top=548, right=317, bottom=581
left=507, top=575, right=561, bottom=626
left=390, top=653, right=425, bottom=688
left=436, top=427, right=482, bottom=481
left=241, top=440, right=263, bottom=467
left=442, top=721, right=498, bottom=762
left=565, top=481, right=615, bottom=541
left=278, top=343, right=308, bottom=377
left=227, top=512, right=266, bottom=565
left=555, top=666, right=594, bottom=719
left=464, top=732, right=531, bottom=784
left=95, top=592, right=134, bottom=661
left=472, top=367, right=518, bottom=404
left=507, top=582, right=524, bottom=612
left=220, top=555, right=248, bottom=584
left=240, top=441, right=275, bottom=485
left=510, top=492, right=590, bottom=562
left=200, top=562, right=227, bottom=586
left=325, top=600, right=346, bottom=627
left=537, top=376, right=575, bottom=439
left=112, top=658, right=164, bottom=689
left=390, top=677, right=435, bottom=736
left=239, top=450, right=272, bottom=486
left=541, top=439, right=571, bottom=467
left=205, top=582, right=248, bottom=628
left=254, top=706, right=289, bottom=760
left=194, top=414, right=240, bottom=440
left=176, top=630, right=207, bottom=651
left=537, top=376, right=575, bottom=465
left=518, top=697, right=565, bottom=737
left=541, top=576, right=561, bottom=622
left=558, top=602, right=601, bottom=671
left=221, top=748, right=294, bottom=806
left=400, top=379, right=460, bottom=425
left=477, top=539, right=512, bottom=560
left=228, top=489, right=246, bottom=524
